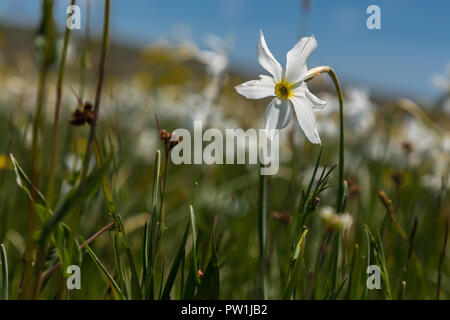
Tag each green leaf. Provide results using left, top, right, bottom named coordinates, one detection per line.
left=149, top=150, right=161, bottom=269
left=113, top=232, right=127, bottom=298
left=34, top=203, right=51, bottom=221
left=143, top=150, right=161, bottom=299
left=196, top=231, right=220, bottom=299
left=364, top=225, right=392, bottom=300
left=282, top=229, right=308, bottom=300
left=158, top=258, right=166, bottom=299
left=55, top=223, right=72, bottom=276
left=161, top=223, right=190, bottom=300
left=325, top=278, right=347, bottom=300
left=1, top=244, right=8, bottom=300
left=79, top=236, right=122, bottom=300
left=183, top=257, right=197, bottom=300
left=117, top=214, right=142, bottom=299
left=10, top=153, right=47, bottom=206
left=189, top=204, right=200, bottom=284
left=37, top=159, right=110, bottom=244
left=141, top=221, right=149, bottom=286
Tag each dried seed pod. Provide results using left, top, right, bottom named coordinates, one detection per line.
left=68, top=87, right=95, bottom=127
left=69, top=102, right=95, bottom=126
left=155, top=114, right=180, bottom=151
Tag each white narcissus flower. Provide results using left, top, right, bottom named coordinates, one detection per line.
left=235, top=30, right=326, bottom=144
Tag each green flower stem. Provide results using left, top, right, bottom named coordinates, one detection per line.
left=70, top=0, right=110, bottom=257
left=305, top=66, right=345, bottom=212
left=47, top=0, right=76, bottom=207
left=258, top=167, right=268, bottom=299
left=79, top=0, right=91, bottom=101
left=22, top=63, right=49, bottom=300
left=305, top=66, right=345, bottom=294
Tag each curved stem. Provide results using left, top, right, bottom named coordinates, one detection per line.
left=305, top=66, right=345, bottom=212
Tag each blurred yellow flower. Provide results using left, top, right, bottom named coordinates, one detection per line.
left=0, top=154, right=12, bottom=170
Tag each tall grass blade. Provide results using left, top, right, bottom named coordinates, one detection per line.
left=38, top=160, right=110, bottom=243
left=189, top=204, right=200, bottom=284
left=1, top=244, right=8, bottom=300
left=161, top=223, right=189, bottom=300
left=80, top=236, right=122, bottom=300
left=117, top=214, right=141, bottom=299
left=282, top=229, right=308, bottom=299
left=196, top=233, right=220, bottom=299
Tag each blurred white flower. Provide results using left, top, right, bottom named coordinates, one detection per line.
left=396, top=119, right=439, bottom=166
left=135, top=128, right=159, bottom=162
left=319, top=206, right=353, bottom=231
left=235, top=31, right=326, bottom=144
left=431, top=63, right=450, bottom=92
left=196, top=34, right=230, bottom=78
left=315, top=92, right=339, bottom=138
left=431, top=63, right=450, bottom=114
left=345, top=87, right=375, bottom=134
left=64, top=153, right=82, bottom=172
left=423, top=133, right=450, bottom=190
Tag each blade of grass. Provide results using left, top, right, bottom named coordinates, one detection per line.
left=79, top=236, right=122, bottom=300
left=141, top=221, right=149, bottom=285
left=345, top=243, right=359, bottom=299
left=1, top=244, right=8, bottom=300
left=41, top=222, right=115, bottom=284
left=437, top=217, right=448, bottom=300
left=189, top=204, right=200, bottom=284
left=117, top=214, right=141, bottom=299
left=378, top=190, right=428, bottom=297
left=10, top=154, right=47, bottom=207
left=158, top=258, right=166, bottom=299
left=282, top=228, right=308, bottom=299
left=144, top=150, right=161, bottom=298
left=149, top=150, right=161, bottom=270
left=399, top=216, right=418, bottom=299
left=113, top=233, right=127, bottom=298
left=161, top=223, right=189, bottom=300
left=196, top=228, right=220, bottom=300
left=38, top=160, right=110, bottom=244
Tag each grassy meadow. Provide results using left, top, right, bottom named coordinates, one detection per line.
left=0, top=0, right=448, bottom=300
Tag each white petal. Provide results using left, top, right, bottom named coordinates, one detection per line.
left=286, top=36, right=317, bottom=84
left=264, top=98, right=291, bottom=139
left=258, top=30, right=283, bottom=82
left=289, top=95, right=321, bottom=144
left=293, top=83, right=327, bottom=109
left=235, top=75, right=275, bottom=99
left=305, top=86, right=327, bottom=109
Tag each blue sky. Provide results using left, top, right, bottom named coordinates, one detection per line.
left=1, top=0, right=449, bottom=99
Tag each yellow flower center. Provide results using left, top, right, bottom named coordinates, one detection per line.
left=275, top=80, right=293, bottom=100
